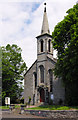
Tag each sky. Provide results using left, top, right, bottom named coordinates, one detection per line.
left=0, top=0, right=77, bottom=69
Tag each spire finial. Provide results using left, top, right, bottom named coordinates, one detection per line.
left=41, top=2, right=50, bottom=34
left=44, top=3, right=46, bottom=12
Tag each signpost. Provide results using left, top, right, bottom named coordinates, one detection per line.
left=5, top=97, right=10, bottom=106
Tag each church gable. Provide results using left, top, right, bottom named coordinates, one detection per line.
left=24, top=60, right=37, bottom=104
left=24, top=60, right=37, bottom=76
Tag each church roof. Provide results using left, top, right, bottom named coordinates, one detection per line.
left=24, top=60, right=37, bottom=76
left=36, top=33, right=52, bottom=38
left=41, top=3, right=50, bottom=35
left=47, top=56, right=57, bottom=63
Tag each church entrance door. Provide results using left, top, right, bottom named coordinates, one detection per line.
left=40, top=88, right=45, bottom=102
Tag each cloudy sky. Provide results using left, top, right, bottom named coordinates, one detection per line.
left=0, top=0, right=77, bottom=69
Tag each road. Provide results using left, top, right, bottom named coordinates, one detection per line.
left=1, top=111, right=48, bottom=120
left=1, top=110, right=77, bottom=120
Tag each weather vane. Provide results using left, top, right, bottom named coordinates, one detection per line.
left=44, top=3, right=46, bottom=5
left=44, top=3, right=46, bottom=12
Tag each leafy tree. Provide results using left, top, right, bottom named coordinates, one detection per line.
left=0, top=47, right=2, bottom=105
left=2, top=44, right=27, bottom=105
left=52, top=3, right=78, bottom=105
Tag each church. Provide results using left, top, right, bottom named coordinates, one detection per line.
left=24, top=3, right=65, bottom=105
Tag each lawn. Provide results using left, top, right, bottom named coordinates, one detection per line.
left=0, top=105, right=78, bottom=110
left=26, top=105, right=78, bottom=110
left=0, top=105, right=20, bottom=109
left=0, top=106, right=9, bottom=109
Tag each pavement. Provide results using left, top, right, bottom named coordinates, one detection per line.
left=1, top=108, right=78, bottom=120
left=1, top=110, right=48, bottom=120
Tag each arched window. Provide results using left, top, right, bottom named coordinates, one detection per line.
left=48, top=39, right=51, bottom=52
left=48, top=69, right=53, bottom=92
left=40, top=65, right=44, bottom=83
left=41, top=40, right=44, bottom=52
left=33, top=72, right=37, bottom=88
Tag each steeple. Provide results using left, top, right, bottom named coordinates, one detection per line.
left=41, top=3, right=50, bottom=35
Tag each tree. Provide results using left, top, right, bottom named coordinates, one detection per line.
left=2, top=44, right=27, bottom=105
left=0, top=47, right=2, bottom=105
left=52, top=3, right=78, bottom=105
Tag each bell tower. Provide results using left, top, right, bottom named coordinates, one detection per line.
left=36, top=3, right=53, bottom=103
left=36, top=3, right=53, bottom=64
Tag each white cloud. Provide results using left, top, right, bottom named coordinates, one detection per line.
left=0, top=3, right=31, bottom=43
left=0, top=0, right=77, bottom=68
left=0, top=0, right=44, bottom=3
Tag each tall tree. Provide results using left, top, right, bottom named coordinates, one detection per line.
left=2, top=44, right=27, bottom=104
left=52, top=3, right=78, bottom=105
left=0, top=47, right=2, bottom=105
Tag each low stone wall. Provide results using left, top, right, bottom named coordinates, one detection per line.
left=25, top=110, right=78, bottom=119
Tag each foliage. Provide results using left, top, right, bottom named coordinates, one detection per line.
left=52, top=3, right=78, bottom=105
left=20, top=97, right=24, bottom=104
left=0, top=47, right=2, bottom=105
left=2, top=44, right=27, bottom=105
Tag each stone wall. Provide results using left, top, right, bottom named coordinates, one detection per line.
left=25, top=110, right=78, bottom=119
left=24, top=61, right=37, bottom=104
left=47, top=58, right=65, bottom=104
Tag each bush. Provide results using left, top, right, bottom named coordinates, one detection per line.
left=20, top=97, right=24, bottom=104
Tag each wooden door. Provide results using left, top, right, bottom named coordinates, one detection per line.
left=40, top=88, right=45, bottom=102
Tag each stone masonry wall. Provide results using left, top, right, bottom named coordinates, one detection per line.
left=24, top=61, right=37, bottom=104
left=47, top=58, right=65, bottom=104
left=25, top=110, right=78, bottom=119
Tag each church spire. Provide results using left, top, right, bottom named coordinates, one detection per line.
left=41, top=3, right=50, bottom=35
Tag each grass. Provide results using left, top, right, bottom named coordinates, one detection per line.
left=0, top=105, right=78, bottom=110
left=0, top=106, right=9, bottom=109
left=0, top=105, right=20, bottom=109
left=26, top=105, right=78, bottom=110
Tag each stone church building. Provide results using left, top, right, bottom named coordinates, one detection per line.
left=24, top=4, right=65, bottom=105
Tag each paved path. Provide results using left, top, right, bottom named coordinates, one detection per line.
left=1, top=110, right=77, bottom=120
left=1, top=111, right=47, bottom=120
